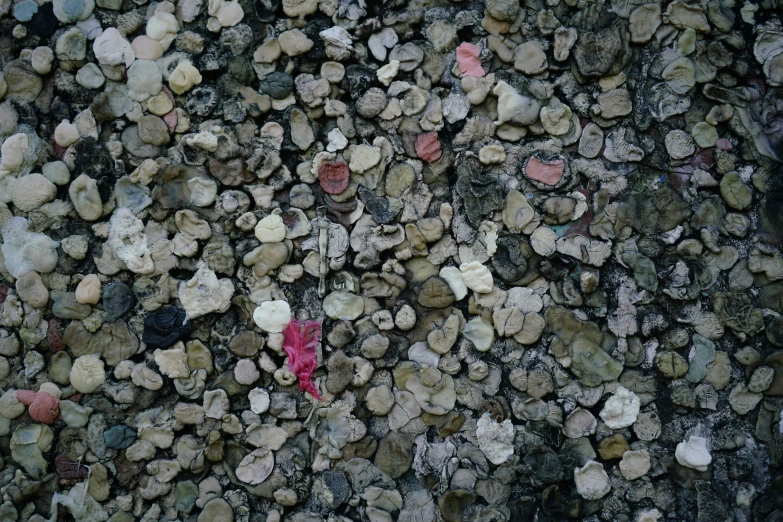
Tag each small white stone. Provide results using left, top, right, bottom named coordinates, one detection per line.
left=188, top=177, right=217, bottom=207
left=665, top=129, right=695, bottom=159
left=0, top=133, right=29, bottom=177
left=463, top=317, right=494, bottom=352
left=39, top=382, right=61, bottom=399
left=126, top=59, right=163, bottom=102
left=169, top=61, right=202, bottom=95
left=675, top=435, right=712, bottom=471
left=348, top=144, right=381, bottom=173
left=619, top=449, right=651, bottom=480
left=178, top=264, right=233, bottom=319
left=75, top=63, right=105, bottom=89
left=408, top=342, right=440, bottom=367
left=70, top=354, right=106, bottom=394
left=282, top=0, right=317, bottom=16
left=376, top=60, right=399, bottom=86
left=68, top=108, right=94, bottom=138
left=530, top=226, right=557, bottom=256
left=361, top=335, right=390, bottom=359
left=442, top=93, right=470, bottom=124
left=76, top=17, right=101, bottom=39
left=692, top=168, right=718, bottom=187
left=206, top=16, right=222, bottom=32
left=365, top=385, right=394, bottom=415
left=70, top=173, right=104, bottom=221
left=63, top=236, right=89, bottom=260
left=253, top=300, right=291, bottom=333
left=0, top=217, right=59, bottom=278
left=636, top=509, right=663, bottom=522
left=59, top=400, right=92, bottom=428
left=439, top=267, right=468, bottom=300
left=599, top=386, right=641, bottom=429
left=506, top=287, right=543, bottom=313
left=278, top=29, right=314, bottom=56
left=75, top=274, right=101, bottom=304
left=236, top=448, right=274, bottom=485
left=323, top=291, right=364, bottom=320
left=736, top=483, right=756, bottom=507
left=320, top=26, right=352, bottom=48
left=369, top=310, right=392, bottom=331
left=125, top=440, right=156, bottom=461
left=574, top=460, right=611, bottom=500
left=563, top=408, right=597, bottom=438
left=9, top=174, right=56, bottom=212
left=102, top=363, right=130, bottom=387
left=255, top=214, right=286, bottom=243
left=274, top=488, right=298, bottom=506
left=93, top=27, right=135, bottom=67
left=131, top=364, right=163, bottom=391
left=326, top=128, right=348, bottom=152
left=459, top=261, right=493, bottom=294
left=216, top=1, right=243, bottom=26
left=153, top=347, right=189, bottom=379
left=394, top=304, right=416, bottom=331
left=31, top=46, right=54, bottom=75
left=479, top=144, right=506, bottom=165
left=493, top=80, right=540, bottom=126
left=320, top=62, right=345, bottom=83
left=249, top=388, right=270, bottom=414
left=42, top=161, right=71, bottom=185
left=188, top=131, right=218, bottom=151
left=203, top=389, right=229, bottom=419
left=235, top=359, right=260, bottom=385
left=368, top=28, right=398, bottom=61
left=54, top=121, right=80, bottom=148
left=107, top=208, right=154, bottom=274
left=146, top=11, right=179, bottom=43
left=131, top=35, right=164, bottom=60
left=476, top=413, right=515, bottom=465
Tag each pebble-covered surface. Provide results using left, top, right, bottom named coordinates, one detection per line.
left=0, top=0, right=782, bottom=520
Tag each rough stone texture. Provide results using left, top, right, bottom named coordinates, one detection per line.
left=0, top=1, right=780, bottom=521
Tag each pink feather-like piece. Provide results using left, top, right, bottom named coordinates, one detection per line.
left=282, top=319, right=322, bottom=400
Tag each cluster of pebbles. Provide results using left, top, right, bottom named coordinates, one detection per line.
left=1, top=0, right=783, bottom=519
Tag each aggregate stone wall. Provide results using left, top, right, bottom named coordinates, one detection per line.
left=0, top=0, right=782, bottom=520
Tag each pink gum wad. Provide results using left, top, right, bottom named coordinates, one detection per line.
left=416, top=132, right=442, bottom=163
left=160, top=87, right=178, bottom=132
left=17, top=390, right=60, bottom=424
left=526, top=157, right=565, bottom=186
left=456, top=43, right=485, bottom=78
left=716, top=138, right=733, bottom=151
